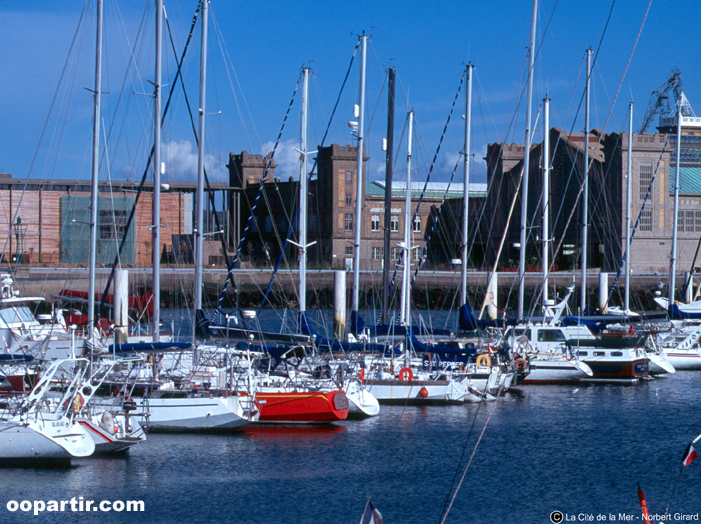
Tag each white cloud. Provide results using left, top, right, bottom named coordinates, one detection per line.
left=160, top=140, right=227, bottom=183
left=260, top=138, right=301, bottom=181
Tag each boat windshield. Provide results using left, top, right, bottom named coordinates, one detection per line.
left=0, top=306, right=36, bottom=325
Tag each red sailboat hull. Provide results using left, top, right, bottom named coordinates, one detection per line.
left=250, top=390, right=349, bottom=423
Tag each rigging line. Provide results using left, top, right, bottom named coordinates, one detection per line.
left=664, top=410, right=701, bottom=516
left=439, top=383, right=505, bottom=524
left=482, top=173, right=526, bottom=319
left=0, top=0, right=89, bottom=265
left=163, top=9, right=232, bottom=271
left=598, top=0, right=652, bottom=135
left=215, top=75, right=301, bottom=312
left=604, top=136, right=670, bottom=309
left=210, top=6, right=259, bottom=152
left=438, top=399, right=486, bottom=522
left=99, top=3, right=202, bottom=318
left=365, top=70, right=387, bottom=143
left=257, top=45, right=362, bottom=314
left=409, top=153, right=461, bottom=286
left=387, top=69, right=466, bottom=300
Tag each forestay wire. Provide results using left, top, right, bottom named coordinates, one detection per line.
left=214, top=78, right=301, bottom=312
left=256, top=43, right=361, bottom=315
left=387, top=69, right=466, bottom=302
left=605, top=135, right=669, bottom=308
left=99, top=3, right=201, bottom=317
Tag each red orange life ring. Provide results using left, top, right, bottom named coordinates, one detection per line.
left=73, top=392, right=84, bottom=414
left=398, top=367, right=413, bottom=381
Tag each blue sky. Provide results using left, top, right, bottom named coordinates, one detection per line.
left=0, top=0, right=699, bottom=188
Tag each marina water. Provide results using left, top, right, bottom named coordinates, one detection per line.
left=1, top=309, right=700, bottom=523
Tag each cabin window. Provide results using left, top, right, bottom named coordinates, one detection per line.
left=537, top=330, right=566, bottom=342
left=594, top=351, right=605, bottom=356
left=509, top=328, right=527, bottom=339
left=371, top=215, right=381, bottom=232
left=611, top=351, right=623, bottom=357
left=344, top=213, right=354, bottom=232
left=578, top=351, right=588, bottom=357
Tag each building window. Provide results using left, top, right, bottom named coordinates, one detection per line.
left=278, top=215, right=287, bottom=232
left=344, top=213, right=354, bottom=232
left=345, top=192, right=352, bottom=205
left=249, top=217, right=258, bottom=233
left=413, top=216, right=421, bottom=232
left=99, top=210, right=127, bottom=240
left=696, top=211, right=701, bottom=232
left=345, top=171, right=352, bottom=183
left=686, top=210, right=695, bottom=233
left=640, top=209, right=652, bottom=232
left=390, top=215, right=399, bottom=232
left=309, top=215, right=317, bottom=232
left=345, top=246, right=353, bottom=256
left=413, top=248, right=421, bottom=261
left=372, top=247, right=384, bottom=260
left=639, top=164, right=653, bottom=200
left=677, top=210, right=697, bottom=233
left=391, top=247, right=402, bottom=260
left=265, top=216, right=272, bottom=233
left=371, top=215, right=380, bottom=232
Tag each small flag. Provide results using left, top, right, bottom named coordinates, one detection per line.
left=360, top=500, right=383, bottom=524
left=682, top=443, right=698, bottom=466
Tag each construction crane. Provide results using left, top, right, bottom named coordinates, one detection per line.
left=639, top=68, right=696, bottom=134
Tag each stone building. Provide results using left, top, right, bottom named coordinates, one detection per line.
left=229, top=144, right=485, bottom=270
left=484, top=117, right=701, bottom=277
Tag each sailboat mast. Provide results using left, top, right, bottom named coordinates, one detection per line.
left=580, top=48, right=591, bottom=314
left=518, top=0, right=538, bottom=320
left=194, top=0, right=209, bottom=338
left=670, top=103, right=683, bottom=304
left=351, top=33, right=367, bottom=315
left=299, top=67, right=310, bottom=316
left=461, top=64, right=473, bottom=305
left=542, top=96, right=550, bottom=307
left=400, top=111, right=414, bottom=326
left=382, top=67, right=395, bottom=325
left=625, top=102, right=633, bottom=312
left=88, top=0, right=103, bottom=342
left=151, top=0, right=163, bottom=342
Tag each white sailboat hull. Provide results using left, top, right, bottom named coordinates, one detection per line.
left=95, top=395, right=255, bottom=432
left=0, top=419, right=95, bottom=465
left=344, top=381, right=380, bottom=418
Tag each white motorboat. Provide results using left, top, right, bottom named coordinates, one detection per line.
left=0, top=358, right=95, bottom=465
